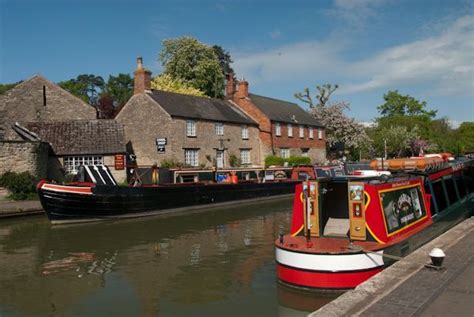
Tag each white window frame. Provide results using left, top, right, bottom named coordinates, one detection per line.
left=287, top=124, right=293, bottom=137
left=280, top=148, right=290, bottom=159
left=240, top=149, right=251, bottom=164
left=299, top=125, right=304, bottom=138
left=185, top=149, right=199, bottom=167
left=63, top=156, right=103, bottom=175
left=309, top=127, right=314, bottom=139
left=241, top=125, right=249, bottom=139
left=275, top=123, right=281, bottom=136
left=215, top=122, right=224, bottom=136
left=186, top=120, right=196, bottom=137
left=318, top=129, right=323, bottom=140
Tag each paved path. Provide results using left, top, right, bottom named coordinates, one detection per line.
left=0, top=200, right=44, bottom=218
left=310, top=217, right=474, bottom=317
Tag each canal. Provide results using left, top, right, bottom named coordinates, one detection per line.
left=0, top=198, right=337, bottom=316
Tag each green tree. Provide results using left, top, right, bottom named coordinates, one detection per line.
left=378, top=90, right=437, bottom=118
left=104, top=73, right=133, bottom=107
left=0, top=81, right=22, bottom=94
left=151, top=74, right=206, bottom=97
left=159, top=37, right=225, bottom=98
left=457, top=122, right=474, bottom=153
left=212, top=45, right=234, bottom=77
left=59, top=74, right=105, bottom=106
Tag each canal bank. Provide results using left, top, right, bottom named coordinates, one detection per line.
left=0, top=200, right=44, bottom=218
left=310, top=217, right=474, bottom=317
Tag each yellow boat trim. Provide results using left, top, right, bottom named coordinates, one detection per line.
left=291, top=224, right=304, bottom=237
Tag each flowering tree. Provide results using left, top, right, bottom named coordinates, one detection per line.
left=151, top=74, right=206, bottom=97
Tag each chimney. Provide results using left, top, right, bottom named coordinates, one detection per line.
left=236, top=78, right=249, bottom=99
left=226, top=73, right=236, bottom=99
left=134, top=56, right=152, bottom=95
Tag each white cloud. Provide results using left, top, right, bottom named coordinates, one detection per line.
left=327, top=0, right=389, bottom=29
left=341, top=15, right=474, bottom=96
left=233, top=15, right=474, bottom=97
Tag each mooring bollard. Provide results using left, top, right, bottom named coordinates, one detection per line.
left=429, top=247, right=445, bottom=268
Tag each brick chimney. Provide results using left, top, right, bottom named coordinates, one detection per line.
left=226, top=73, right=236, bottom=99
left=133, top=56, right=152, bottom=95
left=236, top=78, right=249, bottom=99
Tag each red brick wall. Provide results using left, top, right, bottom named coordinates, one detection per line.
left=273, top=124, right=325, bottom=149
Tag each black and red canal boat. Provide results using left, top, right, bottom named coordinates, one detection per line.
left=37, top=165, right=300, bottom=224
left=275, top=155, right=474, bottom=290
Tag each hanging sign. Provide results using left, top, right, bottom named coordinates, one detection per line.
left=156, top=138, right=167, bottom=153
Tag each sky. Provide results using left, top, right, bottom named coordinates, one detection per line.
left=1, top=0, right=473, bottom=126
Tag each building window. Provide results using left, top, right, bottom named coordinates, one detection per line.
left=299, top=125, right=304, bottom=138
left=301, top=148, right=309, bottom=157
left=318, top=129, right=323, bottom=140
left=288, top=124, right=293, bottom=137
left=309, top=127, right=314, bottom=139
left=186, top=120, right=196, bottom=137
left=63, top=156, right=103, bottom=175
left=275, top=123, right=281, bottom=136
left=215, top=122, right=224, bottom=136
left=241, top=125, right=249, bottom=139
left=240, top=149, right=251, bottom=164
left=280, top=148, right=290, bottom=159
left=185, top=149, right=199, bottom=167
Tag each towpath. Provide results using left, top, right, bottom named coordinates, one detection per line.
left=0, top=188, right=44, bottom=218
left=310, top=217, right=474, bottom=317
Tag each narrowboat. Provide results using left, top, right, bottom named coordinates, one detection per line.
left=37, top=165, right=299, bottom=224
left=275, top=155, right=474, bottom=290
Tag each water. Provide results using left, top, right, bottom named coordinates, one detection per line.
left=0, top=198, right=336, bottom=317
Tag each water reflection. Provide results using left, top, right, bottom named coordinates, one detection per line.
left=0, top=198, right=336, bottom=316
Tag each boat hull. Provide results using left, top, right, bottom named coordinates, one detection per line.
left=38, top=181, right=298, bottom=224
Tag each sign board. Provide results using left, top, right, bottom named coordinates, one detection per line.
left=156, top=138, right=167, bottom=146
left=114, top=154, right=125, bottom=170
left=157, top=146, right=165, bottom=153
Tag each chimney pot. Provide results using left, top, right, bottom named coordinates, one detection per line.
left=134, top=56, right=152, bottom=95
left=237, top=79, right=249, bottom=98
left=137, top=56, right=144, bottom=70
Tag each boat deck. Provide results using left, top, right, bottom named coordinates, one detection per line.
left=276, top=235, right=383, bottom=254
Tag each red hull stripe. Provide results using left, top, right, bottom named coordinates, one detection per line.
left=41, top=183, right=93, bottom=195
left=277, top=263, right=383, bottom=289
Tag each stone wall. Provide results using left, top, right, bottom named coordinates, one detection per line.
left=0, top=141, right=49, bottom=178
left=116, top=94, right=262, bottom=168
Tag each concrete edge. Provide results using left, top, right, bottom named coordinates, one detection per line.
left=308, top=217, right=474, bottom=317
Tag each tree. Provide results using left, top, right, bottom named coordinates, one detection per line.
left=59, top=74, right=105, bottom=106
left=97, top=94, right=116, bottom=119
left=295, top=84, right=370, bottom=159
left=294, top=84, right=339, bottom=108
left=159, top=37, right=225, bottom=98
left=212, top=45, right=234, bottom=77
left=151, top=74, right=206, bottom=97
left=378, top=90, right=437, bottom=118
left=456, top=122, right=474, bottom=153
left=0, top=81, right=22, bottom=94
left=104, top=74, right=133, bottom=107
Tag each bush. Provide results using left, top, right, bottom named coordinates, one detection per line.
left=0, top=171, right=37, bottom=200
left=229, top=154, right=241, bottom=167
left=287, top=156, right=311, bottom=166
left=265, top=155, right=285, bottom=167
left=160, top=159, right=181, bottom=168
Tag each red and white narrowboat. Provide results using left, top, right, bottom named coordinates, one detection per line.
left=275, top=155, right=474, bottom=290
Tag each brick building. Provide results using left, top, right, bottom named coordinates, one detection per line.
left=115, top=58, right=260, bottom=169
left=226, top=75, right=326, bottom=163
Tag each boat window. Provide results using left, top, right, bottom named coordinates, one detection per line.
left=444, top=177, right=459, bottom=205
left=432, top=180, right=448, bottom=212
left=320, top=182, right=349, bottom=237
left=380, top=185, right=427, bottom=234
left=454, top=173, right=467, bottom=198
left=315, top=168, right=332, bottom=178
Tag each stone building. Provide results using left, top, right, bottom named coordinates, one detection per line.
left=115, top=58, right=260, bottom=169
left=0, top=75, right=126, bottom=181
left=226, top=76, right=326, bottom=163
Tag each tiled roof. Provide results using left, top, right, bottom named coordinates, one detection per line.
left=22, top=120, right=125, bottom=155
left=249, top=94, right=323, bottom=127
left=148, top=90, right=257, bottom=125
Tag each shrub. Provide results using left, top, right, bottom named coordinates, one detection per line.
left=229, top=154, right=241, bottom=167
left=0, top=171, right=37, bottom=200
left=287, top=156, right=311, bottom=166
left=160, top=159, right=181, bottom=168
left=265, top=155, right=285, bottom=167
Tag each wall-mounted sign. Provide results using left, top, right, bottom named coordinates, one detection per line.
left=156, top=138, right=167, bottom=146
left=157, top=146, right=165, bottom=153
left=114, top=154, right=125, bottom=170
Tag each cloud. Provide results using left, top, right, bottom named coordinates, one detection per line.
left=233, top=15, right=474, bottom=97
left=326, top=0, right=389, bottom=29
left=269, top=29, right=282, bottom=39
left=341, top=15, right=474, bottom=96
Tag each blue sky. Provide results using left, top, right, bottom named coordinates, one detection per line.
left=1, top=0, right=473, bottom=126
